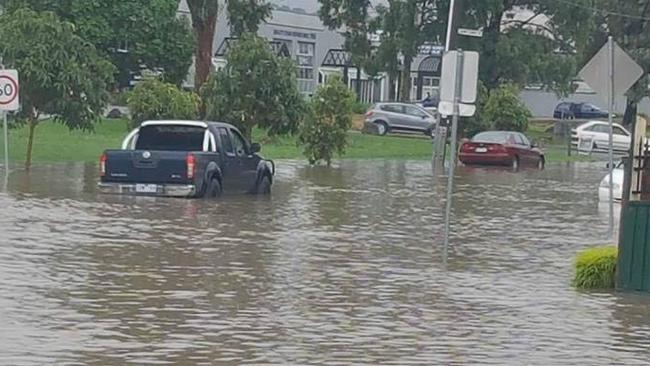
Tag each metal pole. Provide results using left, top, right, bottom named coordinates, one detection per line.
left=2, top=111, right=7, bottom=174
left=443, top=50, right=464, bottom=264
left=0, top=58, right=7, bottom=179
left=607, top=36, right=615, bottom=240
left=445, top=0, right=458, bottom=52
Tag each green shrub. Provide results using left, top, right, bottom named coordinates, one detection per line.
left=202, top=33, right=305, bottom=139
left=483, top=83, right=531, bottom=132
left=573, top=246, right=618, bottom=289
left=299, top=76, right=355, bottom=165
left=127, top=77, right=200, bottom=128
left=351, top=101, right=370, bottom=115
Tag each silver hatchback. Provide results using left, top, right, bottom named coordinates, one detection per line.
left=365, top=102, right=437, bottom=136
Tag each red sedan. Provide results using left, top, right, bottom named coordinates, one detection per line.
left=459, top=131, right=545, bottom=170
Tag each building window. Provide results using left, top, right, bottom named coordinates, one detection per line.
left=273, top=38, right=293, bottom=56
left=296, top=42, right=315, bottom=95
left=298, top=68, right=314, bottom=80
left=296, top=42, right=314, bottom=67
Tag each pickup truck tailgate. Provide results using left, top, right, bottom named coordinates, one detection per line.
left=103, top=150, right=193, bottom=184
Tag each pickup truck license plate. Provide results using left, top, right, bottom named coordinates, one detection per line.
left=135, top=184, right=158, bottom=193
left=475, top=147, right=487, bottom=153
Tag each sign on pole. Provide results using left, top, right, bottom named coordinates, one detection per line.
left=458, top=28, right=483, bottom=38
left=578, top=41, right=643, bottom=106
left=440, top=51, right=479, bottom=108
left=579, top=39, right=643, bottom=241
left=0, top=69, right=18, bottom=176
left=0, top=70, right=19, bottom=111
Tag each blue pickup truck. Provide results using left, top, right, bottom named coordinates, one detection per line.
left=98, top=120, right=275, bottom=198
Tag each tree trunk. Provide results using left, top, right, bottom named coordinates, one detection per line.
left=400, top=57, right=412, bottom=102
left=194, top=14, right=218, bottom=93
left=25, top=118, right=37, bottom=170
left=388, top=74, right=396, bottom=101
left=483, top=8, right=506, bottom=89
left=623, top=98, right=637, bottom=130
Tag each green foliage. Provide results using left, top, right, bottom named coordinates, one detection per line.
left=227, top=0, right=272, bottom=36
left=573, top=246, right=618, bottom=290
left=299, top=76, right=355, bottom=165
left=461, top=82, right=490, bottom=137
left=186, top=0, right=271, bottom=91
left=483, top=84, right=531, bottom=132
left=319, top=0, right=446, bottom=101
left=2, top=0, right=194, bottom=86
left=351, top=101, right=370, bottom=115
left=127, top=78, right=200, bottom=128
left=202, top=33, right=305, bottom=138
left=460, top=0, right=594, bottom=93
left=0, top=8, right=114, bottom=167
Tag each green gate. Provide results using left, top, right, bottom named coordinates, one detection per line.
left=617, top=201, right=650, bottom=291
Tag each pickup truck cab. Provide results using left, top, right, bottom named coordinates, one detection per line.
left=98, top=120, right=275, bottom=198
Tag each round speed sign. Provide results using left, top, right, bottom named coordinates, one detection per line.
left=0, top=71, right=19, bottom=111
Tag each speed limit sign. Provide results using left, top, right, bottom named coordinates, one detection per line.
left=0, top=70, right=19, bottom=111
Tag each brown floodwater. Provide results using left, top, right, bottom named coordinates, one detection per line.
left=0, top=160, right=647, bottom=365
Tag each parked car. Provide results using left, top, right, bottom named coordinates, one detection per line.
left=365, top=102, right=437, bottom=136
left=554, top=102, right=609, bottom=120
left=459, top=131, right=545, bottom=169
left=599, top=161, right=624, bottom=202
left=570, top=121, right=632, bottom=153
left=98, top=120, right=275, bottom=198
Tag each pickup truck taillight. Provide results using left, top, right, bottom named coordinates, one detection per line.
left=99, top=153, right=107, bottom=177
left=186, top=154, right=196, bottom=179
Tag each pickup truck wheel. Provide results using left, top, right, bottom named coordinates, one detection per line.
left=256, top=176, right=272, bottom=195
left=204, top=178, right=222, bottom=199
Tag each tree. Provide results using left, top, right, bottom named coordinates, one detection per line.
left=127, top=78, right=200, bottom=128
left=299, top=76, right=356, bottom=165
left=483, top=83, right=531, bottom=132
left=319, top=0, right=447, bottom=102
left=459, top=0, right=595, bottom=93
left=186, top=0, right=271, bottom=92
left=586, top=0, right=650, bottom=128
left=0, top=9, right=114, bottom=168
left=202, top=33, right=305, bottom=139
left=1, top=0, right=194, bottom=86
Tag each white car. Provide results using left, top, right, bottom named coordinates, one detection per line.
left=571, top=121, right=632, bottom=153
left=599, top=161, right=624, bottom=202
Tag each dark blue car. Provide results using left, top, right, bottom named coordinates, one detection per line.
left=554, top=102, right=609, bottom=120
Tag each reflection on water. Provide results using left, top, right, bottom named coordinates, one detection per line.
left=0, top=161, right=647, bottom=365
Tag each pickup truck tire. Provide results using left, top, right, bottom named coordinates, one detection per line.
left=203, top=178, right=222, bottom=199
left=256, top=176, right=272, bottom=195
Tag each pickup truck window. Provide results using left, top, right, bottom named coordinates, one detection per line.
left=231, top=129, right=248, bottom=157
left=135, top=125, right=206, bottom=151
left=218, top=128, right=234, bottom=155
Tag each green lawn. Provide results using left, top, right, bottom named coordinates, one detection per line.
left=0, top=118, right=587, bottom=164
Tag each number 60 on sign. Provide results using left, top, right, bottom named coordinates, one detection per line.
left=0, top=70, right=20, bottom=111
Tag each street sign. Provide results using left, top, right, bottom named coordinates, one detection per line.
left=440, top=51, right=479, bottom=105
left=579, top=42, right=643, bottom=106
left=458, top=28, right=483, bottom=38
left=0, top=70, right=19, bottom=111
left=438, top=101, right=476, bottom=117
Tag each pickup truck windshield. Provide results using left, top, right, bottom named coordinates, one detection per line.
left=136, top=125, right=205, bottom=151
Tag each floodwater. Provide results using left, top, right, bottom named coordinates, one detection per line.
left=0, top=160, right=647, bottom=365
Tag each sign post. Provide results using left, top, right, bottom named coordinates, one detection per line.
left=438, top=50, right=479, bottom=264
left=607, top=36, right=615, bottom=240
left=0, top=67, right=20, bottom=178
left=579, top=38, right=643, bottom=240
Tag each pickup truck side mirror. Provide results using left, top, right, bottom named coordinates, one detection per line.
left=251, top=143, right=261, bottom=153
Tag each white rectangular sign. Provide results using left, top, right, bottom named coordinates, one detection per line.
left=458, top=28, right=483, bottom=38
left=0, top=70, right=19, bottom=111
left=440, top=51, right=479, bottom=105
